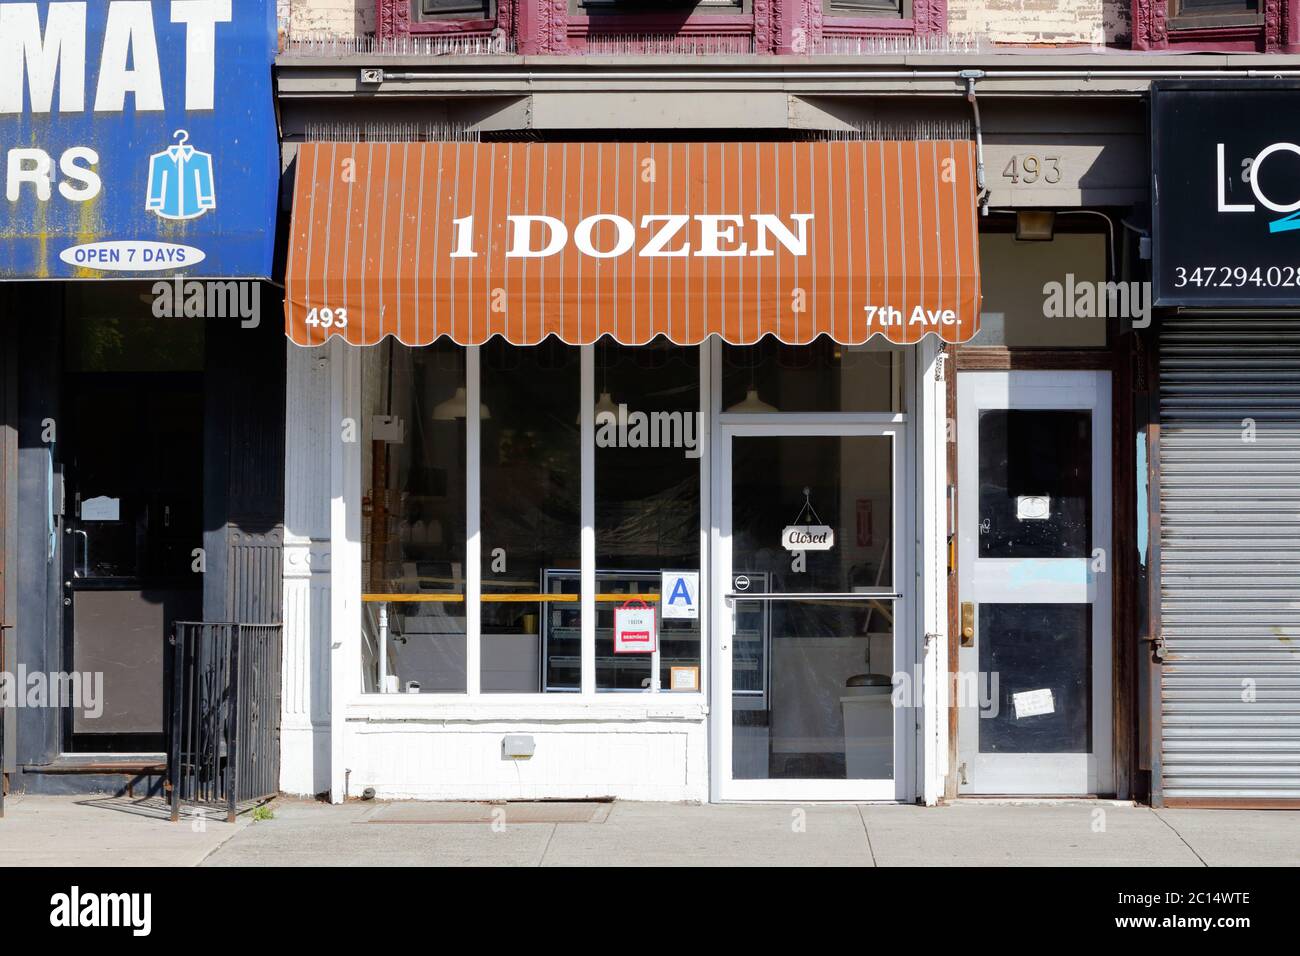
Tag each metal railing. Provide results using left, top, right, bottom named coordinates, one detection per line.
left=168, top=622, right=282, bottom=823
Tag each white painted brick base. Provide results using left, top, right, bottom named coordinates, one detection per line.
left=281, top=723, right=332, bottom=796
left=343, top=719, right=710, bottom=802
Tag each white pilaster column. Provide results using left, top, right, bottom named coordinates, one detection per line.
left=329, top=338, right=363, bottom=802
left=917, top=340, right=949, bottom=806
left=281, top=343, right=334, bottom=796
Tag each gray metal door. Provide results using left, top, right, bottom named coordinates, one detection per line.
left=1159, top=316, right=1300, bottom=803
left=62, top=369, right=204, bottom=753
left=1, top=312, right=14, bottom=773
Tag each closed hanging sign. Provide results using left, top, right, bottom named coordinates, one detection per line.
left=783, top=487, right=835, bottom=551
left=783, top=525, right=836, bottom=551
left=613, top=601, right=657, bottom=655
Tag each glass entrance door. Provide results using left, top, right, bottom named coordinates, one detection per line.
left=714, top=425, right=909, bottom=801
left=956, top=371, right=1112, bottom=795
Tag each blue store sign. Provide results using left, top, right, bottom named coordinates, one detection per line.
left=0, top=0, right=278, bottom=279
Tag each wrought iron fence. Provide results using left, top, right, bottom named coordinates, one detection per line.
left=168, top=622, right=282, bottom=823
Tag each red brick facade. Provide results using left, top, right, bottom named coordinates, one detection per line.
left=376, top=0, right=948, bottom=52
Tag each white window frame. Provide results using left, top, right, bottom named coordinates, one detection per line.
left=349, top=341, right=712, bottom=712
left=706, top=340, right=918, bottom=801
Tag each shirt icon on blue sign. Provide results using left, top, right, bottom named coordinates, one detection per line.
left=146, top=131, right=216, bottom=221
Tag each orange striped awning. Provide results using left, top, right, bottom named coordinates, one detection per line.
left=285, top=141, right=981, bottom=347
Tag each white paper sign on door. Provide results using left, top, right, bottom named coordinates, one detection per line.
left=81, top=496, right=120, bottom=521
left=1013, top=688, right=1055, bottom=719
left=660, top=571, right=699, bottom=620
left=613, top=602, right=657, bottom=654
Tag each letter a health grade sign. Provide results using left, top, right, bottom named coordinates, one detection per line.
left=0, top=1, right=278, bottom=279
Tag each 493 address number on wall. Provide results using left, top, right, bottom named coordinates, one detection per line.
left=1001, top=155, right=1063, bottom=185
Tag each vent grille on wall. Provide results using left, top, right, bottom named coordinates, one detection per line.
left=304, top=122, right=482, bottom=143
left=812, top=33, right=987, bottom=55
left=282, top=34, right=514, bottom=57
left=805, top=119, right=974, bottom=141
left=581, top=34, right=756, bottom=55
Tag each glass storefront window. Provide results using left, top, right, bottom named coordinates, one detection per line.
left=594, top=338, right=701, bottom=692
left=362, top=342, right=468, bottom=694
left=481, top=339, right=582, bottom=693
left=722, top=335, right=903, bottom=414
left=366, top=335, right=940, bottom=700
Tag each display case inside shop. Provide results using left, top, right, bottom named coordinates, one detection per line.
left=730, top=571, right=772, bottom=705
left=542, top=569, right=707, bottom=692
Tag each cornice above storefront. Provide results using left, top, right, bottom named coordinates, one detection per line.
left=274, top=51, right=1300, bottom=99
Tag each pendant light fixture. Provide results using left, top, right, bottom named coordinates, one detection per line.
left=433, top=351, right=490, bottom=420
left=581, top=338, right=618, bottom=423
left=594, top=389, right=619, bottom=419
left=726, top=387, right=778, bottom=413
left=724, top=341, right=776, bottom=413
left=432, top=386, right=491, bottom=421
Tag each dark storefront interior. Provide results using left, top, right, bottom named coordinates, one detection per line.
left=0, top=285, right=284, bottom=788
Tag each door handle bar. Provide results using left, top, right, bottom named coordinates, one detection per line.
left=71, top=529, right=89, bottom=578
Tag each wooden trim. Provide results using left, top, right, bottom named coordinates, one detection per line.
left=1130, top=328, right=1152, bottom=801
left=1111, top=332, right=1137, bottom=801
left=1161, top=797, right=1300, bottom=809
left=944, top=347, right=959, bottom=800
left=1146, top=330, right=1166, bottom=807
left=951, top=346, right=1135, bottom=801
left=952, top=348, right=1115, bottom=371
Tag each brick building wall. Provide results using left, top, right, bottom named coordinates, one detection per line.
left=280, top=0, right=1124, bottom=44
left=948, top=0, right=1130, bottom=45
left=281, top=0, right=375, bottom=37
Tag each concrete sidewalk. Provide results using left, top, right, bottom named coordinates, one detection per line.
left=203, top=799, right=1298, bottom=867
left=0, top=794, right=248, bottom=867
left=2, top=795, right=1296, bottom=866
